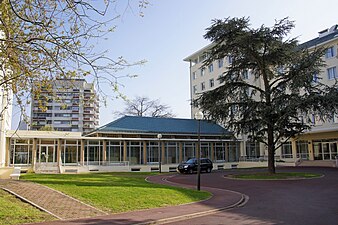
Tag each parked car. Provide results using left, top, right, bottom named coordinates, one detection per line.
left=177, top=158, right=213, bottom=174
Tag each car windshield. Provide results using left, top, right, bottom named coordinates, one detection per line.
left=186, top=159, right=196, bottom=164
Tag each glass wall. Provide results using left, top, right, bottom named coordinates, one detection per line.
left=246, top=142, right=261, bottom=158
left=9, top=138, right=242, bottom=167
left=127, top=141, right=143, bottom=165
left=182, top=142, right=196, bottom=162
left=297, top=141, right=309, bottom=160
left=165, top=142, right=178, bottom=164
left=281, top=142, right=293, bottom=158
left=228, top=142, right=240, bottom=162
left=147, top=141, right=160, bottom=164
left=84, top=140, right=103, bottom=165
left=201, top=143, right=211, bottom=159
left=214, top=142, right=226, bottom=162
left=313, top=140, right=338, bottom=160
left=106, top=141, right=124, bottom=163
left=10, top=139, right=33, bottom=166
left=62, top=140, right=80, bottom=165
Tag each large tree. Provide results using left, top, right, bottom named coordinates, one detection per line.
left=117, top=96, right=175, bottom=118
left=0, top=0, right=148, bottom=123
left=196, top=17, right=338, bottom=173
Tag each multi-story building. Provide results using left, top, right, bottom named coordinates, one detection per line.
left=30, top=79, right=99, bottom=133
left=184, top=24, right=338, bottom=164
left=0, top=87, right=12, bottom=167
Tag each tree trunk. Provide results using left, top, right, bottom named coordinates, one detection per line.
left=267, top=125, right=275, bottom=174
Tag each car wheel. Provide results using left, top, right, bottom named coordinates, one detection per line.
left=206, top=167, right=212, bottom=173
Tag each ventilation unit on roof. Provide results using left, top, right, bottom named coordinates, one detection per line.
left=318, top=24, right=338, bottom=38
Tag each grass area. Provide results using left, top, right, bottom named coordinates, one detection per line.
left=228, top=172, right=322, bottom=180
left=22, top=172, right=210, bottom=213
left=0, top=189, right=55, bottom=225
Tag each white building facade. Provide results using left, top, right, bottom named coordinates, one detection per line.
left=30, top=79, right=99, bottom=133
left=184, top=25, right=338, bottom=164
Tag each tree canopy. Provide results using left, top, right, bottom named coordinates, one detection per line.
left=0, top=0, right=148, bottom=123
left=116, top=96, right=175, bottom=118
left=196, top=17, right=338, bottom=173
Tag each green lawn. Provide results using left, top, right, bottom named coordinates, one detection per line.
left=228, top=172, right=322, bottom=180
left=0, top=189, right=55, bottom=225
left=22, top=172, right=210, bottom=213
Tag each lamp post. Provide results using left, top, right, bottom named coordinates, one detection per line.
left=194, top=111, right=203, bottom=191
left=157, top=133, right=162, bottom=173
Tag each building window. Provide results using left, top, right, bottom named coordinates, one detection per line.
left=209, top=79, right=214, bottom=88
left=312, top=73, right=319, bottom=83
left=228, top=55, right=233, bottom=64
left=327, top=66, right=337, bottom=80
left=201, top=82, right=206, bottom=91
left=281, top=142, right=293, bottom=158
left=208, top=63, right=214, bottom=73
left=218, top=58, right=224, bottom=68
left=192, top=72, right=196, bottom=80
left=245, top=142, right=260, bottom=158
left=218, top=74, right=224, bottom=84
left=241, top=69, right=249, bottom=79
left=200, top=68, right=205, bottom=76
left=325, top=46, right=336, bottom=58
left=193, top=85, right=197, bottom=94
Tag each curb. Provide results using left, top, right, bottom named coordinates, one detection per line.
left=137, top=194, right=249, bottom=225
left=142, top=174, right=249, bottom=225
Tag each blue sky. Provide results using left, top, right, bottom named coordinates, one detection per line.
left=95, top=0, right=337, bottom=126
left=11, top=0, right=338, bottom=128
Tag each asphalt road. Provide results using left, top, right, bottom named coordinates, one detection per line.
left=165, top=167, right=338, bottom=225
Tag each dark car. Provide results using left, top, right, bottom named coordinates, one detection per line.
left=177, top=158, right=213, bottom=174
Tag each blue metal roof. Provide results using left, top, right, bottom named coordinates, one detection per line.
left=92, top=116, right=230, bottom=136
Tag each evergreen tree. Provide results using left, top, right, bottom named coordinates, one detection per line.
left=196, top=17, right=338, bottom=173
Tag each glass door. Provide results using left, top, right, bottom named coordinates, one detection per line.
left=39, top=145, right=56, bottom=163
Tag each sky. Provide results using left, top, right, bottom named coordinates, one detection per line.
left=11, top=0, right=338, bottom=128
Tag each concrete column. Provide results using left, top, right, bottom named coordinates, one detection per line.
left=5, top=137, right=10, bottom=167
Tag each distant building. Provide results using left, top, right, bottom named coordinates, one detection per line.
left=30, top=79, right=99, bottom=133
left=184, top=24, right=338, bottom=163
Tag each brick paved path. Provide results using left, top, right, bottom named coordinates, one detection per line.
left=0, top=180, right=107, bottom=220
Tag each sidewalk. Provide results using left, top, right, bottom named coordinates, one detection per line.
left=0, top=179, right=107, bottom=220
left=12, top=174, right=245, bottom=225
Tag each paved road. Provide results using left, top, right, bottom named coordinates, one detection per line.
left=165, top=167, right=338, bottom=225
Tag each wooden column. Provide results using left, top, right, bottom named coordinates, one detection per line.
left=123, top=141, right=127, bottom=162
left=161, top=142, right=165, bottom=164
left=103, top=140, right=107, bottom=164
left=80, top=140, right=85, bottom=166
left=291, top=139, right=297, bottom=159
left=143, top=141, right=147, bottom=165
left=32, top=138, right=37, bottom=172
left=210, top=143, right=214, bottom=161
left=57, top=139, right=62, bottom=173
left=179, top=142, right=183, bottom=162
